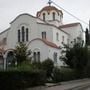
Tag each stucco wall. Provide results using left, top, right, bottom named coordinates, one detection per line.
left=61, top=24, right=84, bottom=44
left=7, top=14, right=38, bottom=49
left=52, top=27, right=69, bottom=47
left=28, top=39, right=63, bottom=66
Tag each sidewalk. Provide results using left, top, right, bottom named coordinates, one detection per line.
left=27, top=78, right=90, bottom=90
left=46, top=78, right=90, bottom=90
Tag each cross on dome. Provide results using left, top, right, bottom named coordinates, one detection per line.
left=48, top=0, right=52, bottom=6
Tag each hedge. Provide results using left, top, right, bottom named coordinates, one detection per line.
left=52, top=67, right=81, bottom=82
left=0, top=70, right=46, bottom=90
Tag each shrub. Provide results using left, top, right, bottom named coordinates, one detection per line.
left=32, top=61, right=42, bottom=69
left=52, top=67, right=62, bottom=82
left=60, top=67, right=78, bottom=81
left=0, top=70, right=46, bottom=90
left=41, top=58, right=54, bottom=79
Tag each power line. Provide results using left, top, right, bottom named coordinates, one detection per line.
left=51, top=0, right=88, bottom=25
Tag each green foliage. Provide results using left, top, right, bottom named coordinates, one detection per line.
left=61, top=43, right=88, bottom=71
left=32, top=61, right=42, bottom=69
left=16, top=61, right=33, bottom=71
left=52, top=67, right=62, bottom=82
left=41, top=58, right=54, bottom=78
left=60, top=67, right=79, bottom=81
left=0, top=70, right=46, bottom=90
left=15, top=42, right=31, bottom=65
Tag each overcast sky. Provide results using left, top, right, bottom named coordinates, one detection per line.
left=0, top=0, right=90, bottom=32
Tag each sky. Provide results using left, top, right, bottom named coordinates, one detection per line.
left=0, top=0, right=90, bottom=32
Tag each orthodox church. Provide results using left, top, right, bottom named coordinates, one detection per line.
left=0, top=1, right=84, bottom=69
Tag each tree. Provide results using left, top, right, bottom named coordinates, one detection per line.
left=41, top=58, right=54, bottom=79
left=60, top=43, right=88, bottom=71
left=15, top=42, right=31, bottom=65
left=85, top=28, right=89, bottom=45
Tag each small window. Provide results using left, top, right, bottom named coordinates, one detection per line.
left=53, top=52, right=57, bottom=63
left=43, top=13, right=45, bottom=21
left=18, top=30, right=20, bottom=42
left=67, top=39, right=69, bottom=45
left=56, top=33, right=59, bottom=41
left=22, top=26, right=25, bottom=42
left=60, top=15, right=62, bottom=21
left=26, top=28, right=29, bottom=41
left=74, top=39, right=76, bottom=44
left=33, top=52, right=36, bottom=62
left=3, top=37, right=7, bottom=45
left=62, top=36, right=64, bottom=42
left=42, top=32, right=46, bottom=39
left=37, top=52, right=40, bottom=62
left=52, top=12, right=55, bottom=20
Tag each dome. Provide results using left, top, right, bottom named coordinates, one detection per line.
left=36, top=5, right=63, bottom=26
left=37, top=6, right=63, bottom=17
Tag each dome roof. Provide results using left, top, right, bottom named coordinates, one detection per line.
left=37, top=6, right=63, bottom=17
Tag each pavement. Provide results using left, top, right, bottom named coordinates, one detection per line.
left=27, top=78, right=90, bottom=90
left=45, top=78, right=90, bottom=90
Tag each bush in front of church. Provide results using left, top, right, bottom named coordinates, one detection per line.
left=0, top=69, right=46, bottom=90
left=41, top=58, right=54, bottom=79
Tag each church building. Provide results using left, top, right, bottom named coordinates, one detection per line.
left=0, top=1, right=84, bottom=69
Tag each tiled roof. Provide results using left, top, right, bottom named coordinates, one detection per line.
left=37, top=6, right=63, bottom=17
left=27, top=38, right=59, bottom=49
left=59, top=23, right=80, bottom=28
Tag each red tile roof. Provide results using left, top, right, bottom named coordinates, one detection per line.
left=37, top=6, right=63, bottom=17
left=59, top=23, right=80, bottom=28
left=27, top=38, right=59, bottom=49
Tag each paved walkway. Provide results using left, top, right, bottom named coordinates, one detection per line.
left=27, top=78, right=90, bottom=90
left=45, top=78, right=90, bottom=90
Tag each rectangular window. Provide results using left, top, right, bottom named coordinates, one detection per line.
left=26, top=28, right=28, bottom=41
left=56, top=33, right=59, bottom=41
left=62, top=36, right=64, bottom=42
left=33, top=52, right=36, bottom=62
left=43, top=13, right=45, bottom=21
left=37, top=52, right=40, bottom=62
left=2, top=37, right=7, bottom=45
left=18, top=30, right=20, bottom=42
left=67, top=39, right=69, bottom=45
left=53, top=52, right=57, bottom=63
left=42, top=32, right=46, bottom=39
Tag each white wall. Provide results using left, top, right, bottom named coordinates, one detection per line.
left=52, top=27, right=69, bottom=47
left=0, top=28, right=10, bottom=49
left=61, top=24, right=84, bottom=44
left=37, top=23, right=53, bottom=41
left=7, top=14, right=38, bottom=49
left=28, top=39, right=49, bottom=62
left=28, top=39, right=63, bottom=66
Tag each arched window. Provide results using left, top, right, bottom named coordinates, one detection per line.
left=43, top=13, right=45, bottom=21
left=22, top=26, right=25, bottom=42
left=18, top=30, right=20, bottom=42
left=18, top=26, right=29, bottom=42
left=56, top=32, right=59, bottom=41
left=26, top=28, right=29, bottom=41
left=52, top=12, right=55, bottom=20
